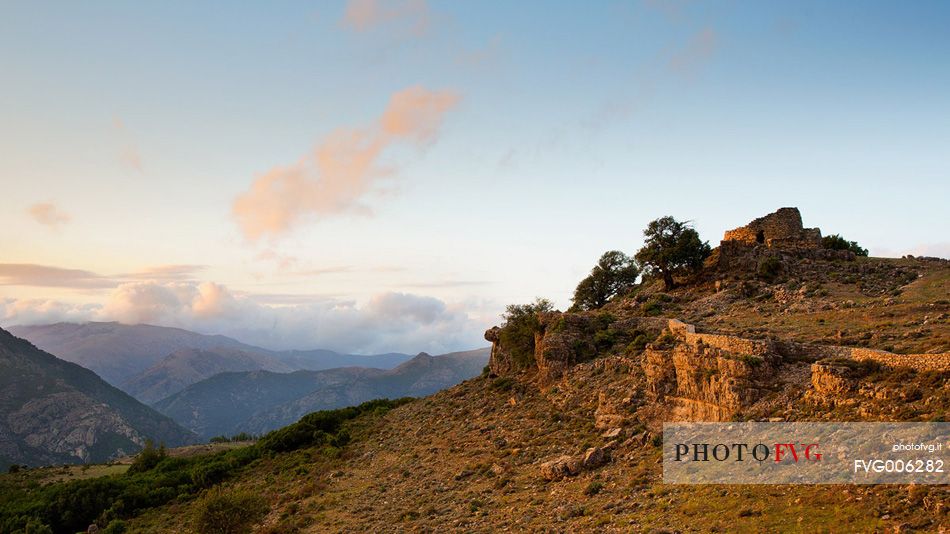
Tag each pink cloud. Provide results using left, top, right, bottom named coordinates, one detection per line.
left=28, top=203, right=71, bottom=228
left=669, top=27, right=718, bottom=75
left=233, top=86, right=460, bottom=241
left=342, top=0, right=430, bottom=36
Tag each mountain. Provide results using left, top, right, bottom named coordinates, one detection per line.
left=0, top=327, right=195, bottom=470
left=154, top=348, right=490, bottom=439
left=7, top=322, right=257, bottom=386
left=119, top=348, right=295, bottom=404
left=9, top=322, right=415, bottom=400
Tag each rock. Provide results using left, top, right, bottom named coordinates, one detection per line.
left=540, top=455, right=581, bottom=480
left=602, top=427, right=623, bottom=439
left=490, top=463, right=506, bottom=476
left=582, top=447, right=609, bottom=468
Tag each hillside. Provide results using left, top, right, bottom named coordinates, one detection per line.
left=0, top=327, right=195, bottom=471
left=10, top=322, right=415, bottom=401
left=7, top=322, right=259, bottom=386
left=121, top=348, right=296, bottom=404
left=154, top=348, right=490, bottom=439
left=3, top=208, right=947, bottom=533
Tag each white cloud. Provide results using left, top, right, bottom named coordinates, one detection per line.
left=1, top=281, right=488, bottom=355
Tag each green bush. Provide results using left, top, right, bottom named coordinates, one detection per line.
left=257, top=398, right=410, bottom=453
left=102, top=519, right=127, bottom=533
left=193, top=487, right=268, bottom=534
left=126, top=441, right=166, bottom=475
left=822, top=234, right=868, bottom=256
left=496, top=298, right=554, bottom=369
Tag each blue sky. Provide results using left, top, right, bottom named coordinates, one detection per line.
left=1, top=1, right=948, bottom=353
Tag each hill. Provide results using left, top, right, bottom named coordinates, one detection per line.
left=3, top=208, right=946, bottom=533
left=154, top=348, right=490, bottom=439
left=7, top=322, right=259, bottom=386
left=10, top=322, right=415, bottom=401
left=120, top=348, right=296, bottom=404
left=0, top=327, right=195, bottom=471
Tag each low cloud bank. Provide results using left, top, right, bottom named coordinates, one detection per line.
left=1, top=281, right=488, bottom=355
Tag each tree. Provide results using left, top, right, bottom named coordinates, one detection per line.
left=498, top=298, right=554, bottom=368
left=635, top=216, right=711, bottom=290
left=821, top=234, right=868, bottom=256
left=571, top=250, right=640, bottom=311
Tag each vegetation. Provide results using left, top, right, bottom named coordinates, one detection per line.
left=635, top=216, right=711, bottom=290
left=570, top=251, right=640, bottom=311
left=192, top=487, right=268, bottom=534
left=757, top=256, right=783, bottom=282
left=497, top=298, right=554, bottom=369
left=126, top=440, right=166, bottom=475
left=209, top=432, right=256, bottom=444
left=0, top=399, right=410, bottom=534
left=822, top=234, right=869, bottom=256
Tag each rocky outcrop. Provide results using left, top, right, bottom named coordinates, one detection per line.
left=643, top=325, right=780, bottom=421
left=0, top=327, right=195, bottom=469
left=540, top=445, right=612, bottom=481
left=486, top=307, right=949, bottom=425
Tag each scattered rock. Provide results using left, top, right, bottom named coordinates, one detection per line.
left=540, top=455, right=581, bottom=480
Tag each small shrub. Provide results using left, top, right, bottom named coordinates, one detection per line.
left=102, top=519, right=127, bottom=534
left=584, top=481, right=604, bottom=496
left=757, top=256, right=782, bottom=282
left=193, top=487, right=268, bottom=534
left=490, top=377, right=515, bottom=392
left=7, top=464, right=21, bottom=474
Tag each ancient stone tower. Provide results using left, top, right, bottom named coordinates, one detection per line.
left=721, top=207, right=821, bottom=249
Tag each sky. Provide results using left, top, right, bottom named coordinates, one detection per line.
left=1, top=0, right=948, bottom=354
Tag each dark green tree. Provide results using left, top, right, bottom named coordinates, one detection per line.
left=821, top=234, right=868, bottom=256
left=498, top=298, right=554, bottom=368
left=571, top=250, right=640, bottom=311
left=635, top=216, right=711, bottom=290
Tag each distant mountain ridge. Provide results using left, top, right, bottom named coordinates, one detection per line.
left=0, top=327, right=195, bottom=470
left=154, top=348, right=490, bottom=439
left=10, top=322, right=414, bottom=402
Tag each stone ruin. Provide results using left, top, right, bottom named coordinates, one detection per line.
left=722, top=207, right=821, bottom=249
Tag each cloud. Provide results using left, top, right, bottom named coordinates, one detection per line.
left=669, top=27, right=718, bottom=75
left=28, top=203, right=71, bottom=229
left=1, top=281, right=488, bottom=354
left=0, top=264, right=112, bottom=289
left=0, top=263, right=207, bottom=289
left=342, top=0, right=430, bottom=36
left=114, top=117, right=144, bottom=172
left=0, top=298, right=101, bottom=325
left=123, top=264, right=207, bottom=281
left=233, top=86, right=459, bottom=241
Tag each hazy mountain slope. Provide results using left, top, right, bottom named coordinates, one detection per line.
left=153, top=368, right=385, bottom=439
left=10, top=323, right=416, bottom=398
left=0, top=327, right=195, bottom=470
left=277, top=349, right=411, bottom=372
left=239, top=348, right=490, bottom=434
left=7, top=322, right=258, bottom=385
left=120, top=348, right=295, bottom=404
left=155, top=348, right=490, bottom=439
